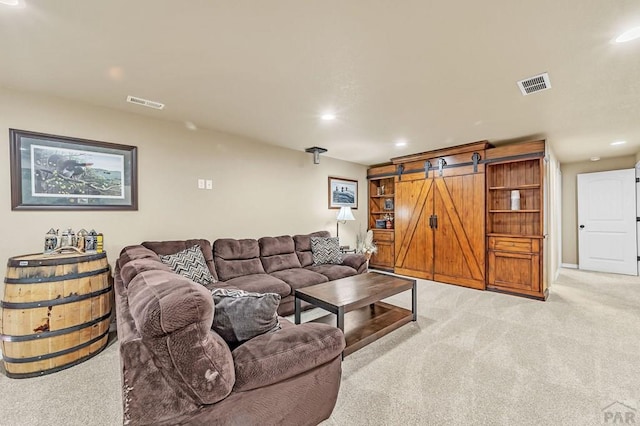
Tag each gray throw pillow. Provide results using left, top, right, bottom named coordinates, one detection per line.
left=159, top=245, right=216, bottom=286
left=211, top=288, right=281, bottom=345
left=311, top=236, right=343, bottom=265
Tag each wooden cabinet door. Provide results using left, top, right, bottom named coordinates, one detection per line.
left=487, top=236, right=542, bottom=297
left=394, top=174, right=434, bottom=279
left=433, top=174, right=485, bottom=289
left=488, top=250, right=540, bottom=293
left=369, top=230, right=394, bottom=270
left=370, top=240, right=394, bottom=269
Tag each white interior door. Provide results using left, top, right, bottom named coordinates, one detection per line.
left=577, top=169, right=637, bottom=275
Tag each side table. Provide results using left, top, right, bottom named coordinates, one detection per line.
left=0, top=251, right=112, bottom=378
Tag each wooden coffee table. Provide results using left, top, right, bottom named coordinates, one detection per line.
left=294, top=272, right=416, bottom=357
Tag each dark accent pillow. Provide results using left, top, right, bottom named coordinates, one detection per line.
left=160, top=245, right=216, bottom=286
left=311, top=237, right=343, bottom=265
left=211, top=288, right=281, bottom=345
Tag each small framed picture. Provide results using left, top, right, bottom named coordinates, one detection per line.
left=384, top=198, right=394, bottom=210
left=328, top=176, right=358, bottom=209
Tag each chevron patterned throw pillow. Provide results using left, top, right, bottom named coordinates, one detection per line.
left=311, top=236, right=343, bottom=265
left=160, top=245, right=216, bottom=286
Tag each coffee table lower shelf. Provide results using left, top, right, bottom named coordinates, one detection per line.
left=308, top=301, right=413, bottom=357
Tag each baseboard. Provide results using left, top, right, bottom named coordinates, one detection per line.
left=561, top=263, right=578, bottom=269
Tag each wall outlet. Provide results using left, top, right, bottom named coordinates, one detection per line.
left=198, top=179, right=205, bottom=189
left=206, top=180, right=213, bottom=190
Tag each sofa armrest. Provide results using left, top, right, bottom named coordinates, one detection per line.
left=127, top=270, right=236, bottom=405
left=232, top=322, right=345, bottom=392
left=342, top=253, right=368, bottom=273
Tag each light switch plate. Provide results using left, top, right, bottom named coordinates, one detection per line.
left=206, top=180, right=213, bottom=190
left=198, top=179, right=205, bottom=189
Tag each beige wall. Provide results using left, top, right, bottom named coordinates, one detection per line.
left=545, top=146, right=561, bottom=284
left=0, top=87, right=368, bottom=296
left=561, top=155, right=637, bottom=265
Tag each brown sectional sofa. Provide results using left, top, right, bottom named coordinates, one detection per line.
left=114, top=231, right=367, bottom=425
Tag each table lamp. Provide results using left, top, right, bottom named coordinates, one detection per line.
left=336, top=206, right=355, bottom=238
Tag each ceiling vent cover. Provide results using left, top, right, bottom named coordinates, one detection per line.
left=126, top=95, right=165, bottom=110
left=517, top=72, right=551, bottom=96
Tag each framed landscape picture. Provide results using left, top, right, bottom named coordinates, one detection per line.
left=10, top=129, right=138, bottom=210
left=328, top=176, right=358, bottom=209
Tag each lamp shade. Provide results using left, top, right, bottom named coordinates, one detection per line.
left=336, top=206, right=355, bottom=221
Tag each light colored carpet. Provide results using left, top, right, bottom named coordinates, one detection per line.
left=1, top=268, right=639, bottom=426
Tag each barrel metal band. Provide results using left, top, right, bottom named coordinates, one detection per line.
left=1, top=328, right=110, bottom=363
left=3, top=344, right=110, bottom=379
left=0, top=285, right=112, bottom=309
left=0, top=310, right=112, bottom=342
left=4, top=266, right=110, bottom=284
left=7, top=252, right=106, bottom=267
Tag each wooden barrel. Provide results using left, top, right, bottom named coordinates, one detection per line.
left=0, top=252, right=112, bottom=378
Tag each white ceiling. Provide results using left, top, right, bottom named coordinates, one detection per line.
left=1, top=1, right=640, bottom=165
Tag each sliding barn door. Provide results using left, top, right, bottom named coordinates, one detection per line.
left=433, top=174, right=485, bottom=289
left=394, top=174, right=434, bottom=279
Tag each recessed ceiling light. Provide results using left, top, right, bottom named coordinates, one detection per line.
left=107, top=66, right=124, bottom=81
left=610, top=140, right=627, bottom=146
left=395, top=139, right=407, bottom=147
left=590, top=156, right=600, bottom=161
left=320, top=113, right=336, bottom=121
left=615, top=27, right=640, bottom=43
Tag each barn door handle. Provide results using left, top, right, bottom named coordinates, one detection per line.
left=429, top=215, right=438, bottom=229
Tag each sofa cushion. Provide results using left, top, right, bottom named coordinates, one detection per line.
left=259, top=236, right=302, bottom=273
left=311, top=237, right=343, bottom=265
left=142, top=239, right=218, bottom=281
left=159, top=245, right=216, bottom=286
left=232, top=320, right=345, bottom=392
left=127, top=269, right=235, bottom=404
left=211, top=288, right=281, bottom=345
left=214, top=238, right=266, bottom=281
left=294, top=231, right=331, bottom=267
left=342, top=253, right=369, bottom=273
left=306, top=264, right=358, bottom=281
left=223, top=274, right=291, bottom=298
left=270, top=268, right=328, bottom=291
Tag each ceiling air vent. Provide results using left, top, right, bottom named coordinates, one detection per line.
left=126, top=95, right=165, bottom=110
left=517, top=72, right=551, bottom=96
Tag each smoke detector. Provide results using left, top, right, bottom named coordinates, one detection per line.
left=517, top=72, right=551, bottom=96
left=126, top=95, right=165, bottom=110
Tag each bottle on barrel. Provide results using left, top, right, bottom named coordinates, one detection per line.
left=44, top=228, right=58, bottom=254
left=96, top=232, right=104, bottom=254
left=85, top=230, right=97, bottom=253
left=76, top=229, right=88, bottom=251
